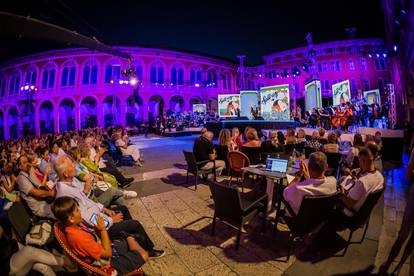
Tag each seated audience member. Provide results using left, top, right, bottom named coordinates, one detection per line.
left=0, top=161, right=20, bottom=206
left=305, top=131, right=322, bottom=150
left=283, top=152, right=338, bottom=216
left=318, top=128, right=328, bottom=144
left=344, top=133, right=365, bottom=168
left=296, top=129, right=306, bottom=143
left=261, top=130, right=283, bottom=153
left=232, top=127, right=243, bottom=150
left=79, top=144, right=118, bottom=188
left=218, top=129, right=236, bottom=151
left=243, top=129, right=261, bottom=147
left=114, top=132, right=143, bottom=166
left=193, top=131, right=225, bottom=176
left=0, top=224, right=72, bottom=275
left=52, top=197, right=148, bottom=274
left=243, top=126, right=254, bottom=142
left=364, top=134, right=375, bottom=145
left=366, top=141, right=383, bottom=172
left=286, top=127, right=296, bottom=144
left=323, top=132, right=339, bottom=153
left=374, top=131, right=382, bottom=149
left=53, top=156, right=165, bottom=258
left=200, top=127, right=207, bottom=137
left=16, top=155, right=56, bottom=218
left=277, top=131, right=286, bottom=148
left=339, top=148, right=384, bottom=217
left=27, top=154, right=51, bottom=189
left=39, top=147, right=58, bottom=182
left=50, top=140, right=67, bottom=163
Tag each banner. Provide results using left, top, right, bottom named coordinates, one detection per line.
left=240, top=91, right=260, bottom=119
left=363, top=89, right=381, bottom=105
left=192, top=104, right=206, bottom=113
left=260, top=85, right=290, bottom=120
left=305, top=80, right=322, bottom=111
left=218, top=94, right=240, bottom=117
left=332, top=80, right=351, bottom=106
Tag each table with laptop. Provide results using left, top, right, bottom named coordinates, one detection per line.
left=243, top=156, right=301, bottom=213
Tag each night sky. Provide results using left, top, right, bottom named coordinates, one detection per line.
left=1, top=0, right=385, bottom=65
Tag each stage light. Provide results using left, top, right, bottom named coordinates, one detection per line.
left=393, top=45, right=398, bottom=52
left=125, top=80, right=129, bottom=84
left=30, top=85, right=35, bottom=90
left=376, top=53, right=380, bottom=58
left=195, top=83, right=200, bottom=87
left=368, top=53, right=372, bottom=58
left=110, top=80, right=114, bottom=84
left=383, top=53, right=387, bottom=58
left=129, top=77, right=138, bottom=86
left=20, top=86, right=24, bottom=91
left=276, top=73, right=280, bottom=78
left=259, top=74, right=262, bottom=77
left=24, top=85, right=29, bottom=90
left=119, top=80, right=123, bottom=84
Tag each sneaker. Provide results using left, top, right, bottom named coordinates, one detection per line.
left=149, top=249, right=165, bottom=259
left=122, top=190, right=138, bottom=198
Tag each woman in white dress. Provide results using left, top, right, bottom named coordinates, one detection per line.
left=114, top=132, right=143, bottom=166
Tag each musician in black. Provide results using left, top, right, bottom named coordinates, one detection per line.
left=369, top=99, right=381, bottom=127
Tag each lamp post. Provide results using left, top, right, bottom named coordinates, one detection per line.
left=20, top=84, right=38, bottom=136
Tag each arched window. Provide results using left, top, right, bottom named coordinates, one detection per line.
left=41, top=63, right=56, bottom=89
left=136, top=64, right=143, bottom=81
left=9, top=71, right=21, bottom=95
left=190, top=66, right=202, bottom=85
left=207, top=69, right=217, bottom=88
left=363, top=79, right=370, bottom=91
left=25, top=66, right=37, bottom=85
left=104, top=62, right=121, bottom=83
left=348, top=59, right=355, bottom=71
left=0, top=75, right=7, bottom=97
left=82, top=60, right=98, bottom=85
left=149, top=62, right=164, bottom=84
left=61, top=61, right=76, bottom=87
left=325, top=80, right=329, bottom=90
left=170, top=63, right=184, bottom=85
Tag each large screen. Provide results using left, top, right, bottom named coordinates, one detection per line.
left=332, top=80, right=351, bottom=106
left=192, top=104, right=206, bottom=113
left=240, top=90, right=260, bottom=119
left=260, top=85, right=290, bottom=120
left=305, top=80, right=322, bottom=111
left=218, top=94, right=240, bottom=117
left=363, top=89, right=381, bottom=105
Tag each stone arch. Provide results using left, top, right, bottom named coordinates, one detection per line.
left=169, top=95, right=184, bottom=113
left=148, top=95, right=164, bottom=123
left=80, top=96, right=98, bottom=129
left=59, top=98, right=76, bottom=132
left=24, top=65, right=39, bottom=86
left=103, top=95, right=121, bottom=128
left=126, top=95, right=143, bottom=127
left=39, top=100, right=54, bottom=134
left=7, top=106, right=19, bottom=139
left=19, top=102, right=36, bottom=136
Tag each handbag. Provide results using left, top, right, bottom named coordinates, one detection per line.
left=25, top=220, right=53, bottom=246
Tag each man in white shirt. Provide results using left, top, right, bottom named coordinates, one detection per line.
left=339, top=147, right=384, bottom=217
left=283, top=152, right=338, bottom=216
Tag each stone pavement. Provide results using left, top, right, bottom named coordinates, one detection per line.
left=124, top=184, right=295, bottom=275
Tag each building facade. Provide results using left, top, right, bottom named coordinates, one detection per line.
left=0, top=38, right=393, bottom=140
left=0, top=47, right=238, bottom=140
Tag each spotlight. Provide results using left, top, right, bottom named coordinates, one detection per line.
left=383, top=53, right=387, bottom=58
left=376, top=53, right=380, bottom=58
left=129, top=77, right=138, bottom=86
left=276, top=73, right=280, bottom=78
left=368, top=53, right=372, bottom=58
left=119, top=80, right=123, bottom=84
left=24, top=85, right=29, bottom=90
left=393, top=45, right=398, bottom=52
left=110, top=80, right=114, bottom=84
left=195, top=83, right=200, bottom=87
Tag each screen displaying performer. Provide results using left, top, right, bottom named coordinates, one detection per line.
left=332, top=80, right=351, bottom=106
left=260, top=84, right=290, bottom=120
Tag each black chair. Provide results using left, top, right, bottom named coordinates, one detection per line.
left=183, top=150, right=216, bottom=190
left=325, top=152, right=342, bottom=177
left=208, top=180, right=268, bottom=250
left=241, top=146, right=262, bottom=165
left=8, top=201, right=34, bottom=244
left=214, top=144, right=229, bottom=174
left=273, top=192, right=340, bottom=261
left=338, top=188, right=384, bottom=256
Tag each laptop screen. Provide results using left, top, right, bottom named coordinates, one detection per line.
left=265, top=158, right=288, bottom=173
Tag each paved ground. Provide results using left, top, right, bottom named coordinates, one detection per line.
left=114, top=134, right=411, bottom=275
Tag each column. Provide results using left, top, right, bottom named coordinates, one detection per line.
left=53, top=108, right=59, bottom=134
left=142, top=97, right=149, bottom=121
left=120, top=102, right=126, bottom=127
left=97, top=101, right=104, bottom=128
left=35, top=106, right=40, bottom=136
left=74, top=106, right=80, bottom=131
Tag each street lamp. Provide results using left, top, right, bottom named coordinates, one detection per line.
left=20, top=84, right=38, bottom=136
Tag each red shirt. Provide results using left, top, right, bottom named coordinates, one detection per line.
left=65, top=226, right=103, bottom=262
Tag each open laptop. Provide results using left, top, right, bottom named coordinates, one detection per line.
left=264, top=157, right=289, bottom=178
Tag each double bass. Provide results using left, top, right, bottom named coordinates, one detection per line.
left=331, top=106, right=351, bottom=128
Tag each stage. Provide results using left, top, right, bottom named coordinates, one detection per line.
left=206, top=120, right=298, bottom=138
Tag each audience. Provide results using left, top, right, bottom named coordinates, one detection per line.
left=114, top=132, right=143, bottom=166
left=261, top=130, right=283, bottom=153
left=305, top=131, right=322, bottom=150
left=286, top=127, right=296, bottom=144
left=231, top=127, right=243, bottom=150
left=296, top=129, right=306, bottom=143
left=283, top=152, right=338, bottom=216
left=318, top=128, right=328, bottom=144
left=218, top=129, right=236, bottom=151
left=323, top=132, right=339, bottom=153
left=193, top=131, right=225, bottom=177
left=243, top=129, right=261, bottom=147
left=344, top=133, right=365, bottom=168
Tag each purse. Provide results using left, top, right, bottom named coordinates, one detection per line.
left=25, top=220, right=53, bottom=246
